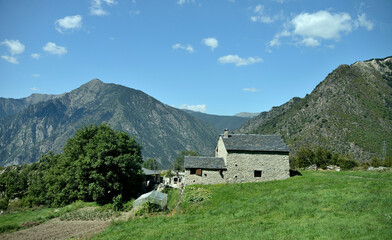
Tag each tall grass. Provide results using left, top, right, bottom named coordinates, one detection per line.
left=95, top=171, right=392, bottom=240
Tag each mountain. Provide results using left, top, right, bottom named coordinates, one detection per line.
left=234, top=112, right=260, bottom=118
left=0, top=79, right=219, bottom=168
left=181, top=109, right=251, bottom=132
left=0, top=93, right=64, bottom=118
left=237, top=56, right=392, bottom=162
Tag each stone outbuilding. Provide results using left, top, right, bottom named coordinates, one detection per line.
left=184, top=130, right=290, bottom=185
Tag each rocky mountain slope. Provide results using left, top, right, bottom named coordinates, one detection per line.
left=181, top=109, right=252, bottom=132
left=237, top=56, right=392, bottom=161
left=0, top=93, right=64, bottom=118
left=0, top=80, right=218, bottom=168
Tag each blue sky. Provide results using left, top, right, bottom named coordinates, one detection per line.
left=0, top=0, right=391, bottom=115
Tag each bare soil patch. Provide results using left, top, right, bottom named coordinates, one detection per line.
left=1, top=218, right=109, bottom=240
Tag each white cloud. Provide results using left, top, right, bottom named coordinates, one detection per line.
left=268, top=10, right=375, bottom=49
left=1, top=39, right=25, bottom=55
left=31, top=53, right=40, bottom=59
left=172, top=43, right=194, bottom=53
left=30, top=87, right=40, bottom=92
left=355, top=13, right=374, bottom=31
left=301, top=37, right=320, bottom=47
left=291, top=11, right=352, bottom=40
left=90, top=0, right=117, bottom=16
left=55, top=15, right=82, bottom=33
left=254, top=4, right=263, bottom=13
left=1, top=39, right=25, bottom=64
left=250, top=4, right=279, bottom=23
left=1, top=55, right=19, bottom=64
left=32, top=74, right=40, bottom=78
left=202, top=37, right=218, bottom=50
left=243, top=88, right=261, bottom=92
left=268, top=30, right=291, bottom=48
left=218, top=54, right=263, bottom=66
left=179, top=104, right=207, bottom=112
left=43, top=42, right=67, bottom=55
left=177, top=0, right=195, bottom=5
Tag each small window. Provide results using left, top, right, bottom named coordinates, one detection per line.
left=254, top=170, right=262, bottom=177
left=235, top=164, right=238, bottom=167
left=190, top=169, right=196, bottom=175
left=204, top=173, right=207, bottom=177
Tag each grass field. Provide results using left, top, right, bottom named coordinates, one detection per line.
left=95, top=171, right=392, bottom=240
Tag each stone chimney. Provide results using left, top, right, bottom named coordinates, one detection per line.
left=224, top=129, right=229, bottom=138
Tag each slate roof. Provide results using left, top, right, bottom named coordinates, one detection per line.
left=184, top=156, right=226, bottom=169
left=221, top=134, right=289, bottom=153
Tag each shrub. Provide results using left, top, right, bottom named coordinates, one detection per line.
left=383, top=156, right=392, bottom=167
left=134, top=201, right=161, bottom=216
left=0, top=198, right=8, bottom=210
left=113, top=195, right=123, bottom=212
left=370, top=156, right=382, bottom=167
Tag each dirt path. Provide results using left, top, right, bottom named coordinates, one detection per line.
left=1, top=218, right=110, bottom=240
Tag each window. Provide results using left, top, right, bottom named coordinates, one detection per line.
left=254, top=170, right=262, bottom=177
left=190, top=168, right=202, bottom=176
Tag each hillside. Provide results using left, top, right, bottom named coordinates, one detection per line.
left=237, top=57, right=392, bottom=161
left=94, top=171, right=392, bottom=239
left=181, top=109, right=251, bottom=132
left=0, top=79, right=218, bottom=168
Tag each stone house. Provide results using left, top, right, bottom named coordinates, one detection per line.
left=184, top=130, right=290, bottom=185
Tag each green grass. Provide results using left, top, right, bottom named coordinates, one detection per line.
left=0, top=200, right=96, bottom=233
left=95, top=171, right=392, bottom=240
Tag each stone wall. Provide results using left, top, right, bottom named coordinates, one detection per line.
left=224, top=152, right=289, bottom=183
left=215, top=137, right=228, bottom=164
left=185, top=169, right=226, bottom=185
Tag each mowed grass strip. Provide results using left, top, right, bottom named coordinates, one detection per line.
left=95, top=171, right=392, bottom=240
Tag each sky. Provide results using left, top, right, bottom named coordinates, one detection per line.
left=0, top=0, right=391, bottom=116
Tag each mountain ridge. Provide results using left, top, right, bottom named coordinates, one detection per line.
left=236, top=56, right=392, bottom=161
left=0, top=79, right=218, bottom=168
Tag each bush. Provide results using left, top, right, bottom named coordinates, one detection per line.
left=113, top=195, right=123, bottom=212
left=294, top=146, right=358, bottom=170
left=134, top=201, right=161, bottom=216
left=0, top=198, right=8, bottom=210
left=384, top=156, right=392, bottom=167
left=337, top=155, right=358, bottom=170
left=123, top=199, right=134, bottom=211
left=370, top=156, right=382, bottom=167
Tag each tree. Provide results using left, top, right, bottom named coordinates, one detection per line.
left=383, top=156, right=392, bottom=167
left=62, top=124, right=144, bottom=204
left=296, top=147, right=315, bottom=168
left=370, top=156, right=382, bottom=167
left=142, top=158, right=158, bottom=171
left=314, top=147, right=332, bottom=169
left=0, top=124, right=144, bottom=207
left=173, top=150, right=198, bottom=172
